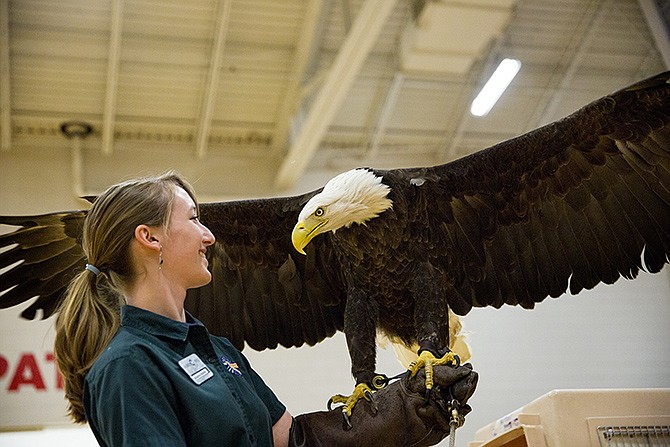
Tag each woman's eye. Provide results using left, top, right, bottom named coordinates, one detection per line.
left=315, top=207, right=324, bottom=217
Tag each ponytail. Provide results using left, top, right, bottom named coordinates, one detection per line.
left=55, top=270, right=121, bottom=423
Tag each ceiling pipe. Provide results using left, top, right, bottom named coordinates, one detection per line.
left=61, top=121, right=93, bottom=197
left=101, top=0, right=124, bottom=156
left=196, top=0, right=232, bottom=159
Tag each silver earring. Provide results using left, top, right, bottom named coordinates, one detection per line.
left=159, top=245, right=163, bottom=269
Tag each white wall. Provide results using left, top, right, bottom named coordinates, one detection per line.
left=1, top=146, right=669, bottom=446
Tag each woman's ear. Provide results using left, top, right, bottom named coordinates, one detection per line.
left=134, top=224, right=162, bottom=251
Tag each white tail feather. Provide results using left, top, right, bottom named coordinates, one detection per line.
left=378, top=311, right=471, bottom=369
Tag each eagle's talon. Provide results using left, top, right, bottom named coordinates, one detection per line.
left=327, top=393, right=349, bottom=411
left=342, top=411, right=353, bottom=430
left=364, top=389, right=379, bottom=414
left=327, top=383, right=375, bottom=425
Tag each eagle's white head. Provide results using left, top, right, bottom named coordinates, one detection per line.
left=291, top=169, right=393, bottom=254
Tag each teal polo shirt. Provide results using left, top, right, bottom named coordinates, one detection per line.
left=83, top=305, right=286, bottom=447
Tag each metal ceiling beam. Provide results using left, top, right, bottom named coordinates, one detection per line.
left=0, top=0, right=11, bottom=151
left=535, top=0, right=611, bottom=127
left=274, top=0, right=398, bottom=190
left=270, top=0, right=324, bottom=157
left=196, top=0, right=231, bottom=159
left=366, top=71, right=404, bottom=160
left=299, top=69, right=328, bottom=102
left=518, top=0, right=602, bottom=132
left=101, top=0, right=124, bottom=156
left=438, top=84, right=475, bottom=162
left=340, top=0, right=352, bottom=34
left=638, top=0, right=670, bottom=69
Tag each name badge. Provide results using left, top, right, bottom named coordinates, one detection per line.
left=178, top=353, right=213, bottom=385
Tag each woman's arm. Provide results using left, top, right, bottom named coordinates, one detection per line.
left=272, top=410, right=294, bottom=447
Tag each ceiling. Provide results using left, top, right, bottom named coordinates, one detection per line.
left=2, top=0, right=669, bottom=199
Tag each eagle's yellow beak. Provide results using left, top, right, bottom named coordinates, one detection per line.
left=291, top=219, right=325, bottom=255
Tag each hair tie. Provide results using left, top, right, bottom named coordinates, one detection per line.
left=85, top=263, right=101, bottom=277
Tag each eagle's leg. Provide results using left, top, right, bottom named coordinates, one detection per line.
left=329, top=287, right=380, bottom=427
left=410, top=264, right=459, bottom=397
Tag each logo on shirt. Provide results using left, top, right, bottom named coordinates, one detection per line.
left=220, top=356, right=242, bottom=376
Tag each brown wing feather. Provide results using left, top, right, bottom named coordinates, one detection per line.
left=185, top=194, right=347, bottom=350
left=384, top=71, right=670, bottom=315
left=0, top=212, right=88, bottom=319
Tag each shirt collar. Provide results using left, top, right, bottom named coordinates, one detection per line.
left=121, top=305, right=206, bottom=342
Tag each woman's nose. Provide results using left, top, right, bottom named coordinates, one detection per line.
left=201, top=224, right=215, bottom=246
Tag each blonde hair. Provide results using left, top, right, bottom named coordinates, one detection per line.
left=54, top=172, right=199, bottom=422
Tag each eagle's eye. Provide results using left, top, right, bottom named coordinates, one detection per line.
left=314, top=207, right=324, bottom=217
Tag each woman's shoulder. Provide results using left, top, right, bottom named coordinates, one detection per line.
left=87, top=327, right=154, bottom=377
left=208, top=333, right=254, bottom=370
left=208, top=332, right=244, bottom=357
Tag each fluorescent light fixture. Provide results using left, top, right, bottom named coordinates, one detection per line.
left=470, top=58, right=521, bottom=117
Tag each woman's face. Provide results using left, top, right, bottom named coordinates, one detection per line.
left=161, top=187, right=215, bottom=290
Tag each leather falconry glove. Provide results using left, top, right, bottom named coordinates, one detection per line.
left=289, top=363, right=478, bottom=447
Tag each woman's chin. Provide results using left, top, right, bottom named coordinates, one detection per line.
left=188, top=271, right=212, bottom=290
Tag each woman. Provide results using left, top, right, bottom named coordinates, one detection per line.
left=54, top=172, right=477, bottom=447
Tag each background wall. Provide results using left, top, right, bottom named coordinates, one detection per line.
left=1, top=142, right=669, bottom=447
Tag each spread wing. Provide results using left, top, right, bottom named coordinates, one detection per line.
left=381, top=71, right=670, bottom=315
left=0, top=192, right=347, bottom=351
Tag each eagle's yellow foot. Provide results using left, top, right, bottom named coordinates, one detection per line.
left=408, top=350, right=460, bottom=396
left=327, top=383, right=375, bottom=429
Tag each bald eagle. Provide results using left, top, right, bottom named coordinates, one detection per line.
left=1, top=72, right=669, bottom=418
